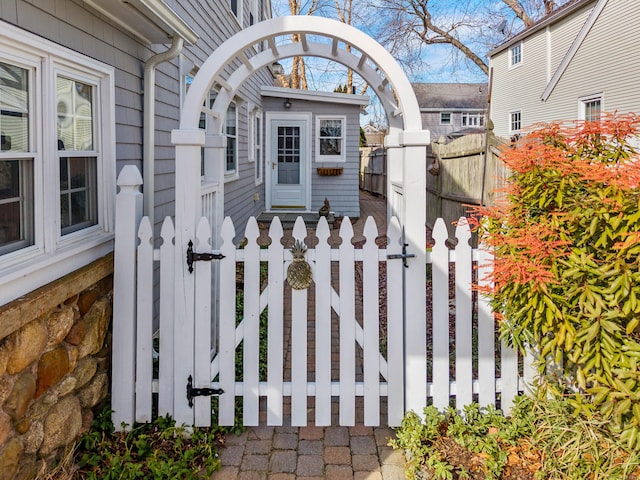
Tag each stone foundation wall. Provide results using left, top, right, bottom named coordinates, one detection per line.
left=0, top=254, right=114, bottom=479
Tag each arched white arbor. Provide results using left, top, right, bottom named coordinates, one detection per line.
left=171, top=15, right=429, bottom=425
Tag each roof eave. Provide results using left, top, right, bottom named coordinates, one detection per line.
left=488, top=0, right=595, bottom=58
left=84, top=0, right=199, bottom=46
left=261, top=86, right=370, bottom=106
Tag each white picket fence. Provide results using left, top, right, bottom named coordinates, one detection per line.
left=111, top=167, right=533, bottom=430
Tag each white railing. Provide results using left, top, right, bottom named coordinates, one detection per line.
left=112, top=168, right=533, bottom=430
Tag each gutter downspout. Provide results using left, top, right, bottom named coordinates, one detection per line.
left=144, top=35, right=185, bottom=225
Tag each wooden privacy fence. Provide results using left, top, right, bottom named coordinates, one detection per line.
left=112, top=169, right=533, bottom=430
left=427, top=130, right=509, bottom=240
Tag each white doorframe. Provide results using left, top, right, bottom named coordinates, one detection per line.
left=265, top=112, right=313, bottom=211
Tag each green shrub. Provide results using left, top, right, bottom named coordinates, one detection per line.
left=392, top=397, right=640, bottom=480
left=470, top=114, right=640, bottom=447
left=76, top=405, right=223, bottom=479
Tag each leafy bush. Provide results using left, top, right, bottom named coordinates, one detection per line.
left=470, top=114, right=640, bottom=447
left=76, top=405, right=223, bottom=479
left=391, top=401, right=535, bottom=479
left=392, top=397, right=640, bottom=480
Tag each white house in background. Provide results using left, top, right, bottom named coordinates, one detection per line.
left=488, top=0, right=640, bottom=139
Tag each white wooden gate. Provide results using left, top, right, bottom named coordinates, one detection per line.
left=111, top=167, right=532, bottom=430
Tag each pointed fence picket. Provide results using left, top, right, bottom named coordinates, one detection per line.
left=113, top=182, right=534, bottom=429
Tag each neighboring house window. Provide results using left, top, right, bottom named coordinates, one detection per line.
left=461, top=112, right=485, bottom=127
left=510, top=43, right=522, bottom=67
left=0, top=25, right=115, bottom=303
left=316, top=116, right=346, bottom=162
left=248, top=106, right=263, bottom=184
left=440, top=112, right=452, bottom=125
left=254, top=111, right=263, bottom=184
left=225, top=101, right=238, bottom=175
left=580, top=94, right=602, bottom=121
left=249, top=0, right=257, bottom=25
left=204, top=91, right=238, bottom=179
left=510, top=110, right=522, bottom=133
left=230, top=0, right=242, bottom=24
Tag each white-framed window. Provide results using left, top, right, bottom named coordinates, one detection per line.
left=509, top=42, right=522, bottom=68
left=579, top=94, right=602, bottom=121
left=0, top=23, right=115, bottom=304
left=199, top=90, right=239, bottom=180
left=249, top=0, right=257, bottom=25
left=461, top=112, right=485, bottom=127
left=440, top=112, right=452, bottom=125
left=225, top=101, right=238, bottom=175
left=249, top=107, right=263, bottom=185
left=230, top=0, right=243, bottom=25
left=510, top=110, right=522, bottom=133
left=316, top=116, right=346, bottom=162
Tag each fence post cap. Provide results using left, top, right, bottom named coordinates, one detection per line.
left=117, top=165, right=143, bottom=187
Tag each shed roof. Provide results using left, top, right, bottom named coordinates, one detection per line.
left=261, top=86, right=370, bottom=106
left=412, top=83, right=488, bottom=110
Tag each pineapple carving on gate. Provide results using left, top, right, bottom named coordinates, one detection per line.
left=286, top=240, right=313, bottom=289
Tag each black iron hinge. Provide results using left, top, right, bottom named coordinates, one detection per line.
left=186, top=375, right=224, bottom=407
left=387, top=242, right=415, bottom=268
left=186, top=240, right=225, bottom=273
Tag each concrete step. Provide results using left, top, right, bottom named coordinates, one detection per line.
left=257, top=211, right=335, bottom=229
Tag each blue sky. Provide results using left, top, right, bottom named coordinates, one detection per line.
left=269, top=0, right=494, bottom=124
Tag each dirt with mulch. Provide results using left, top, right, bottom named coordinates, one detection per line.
left=429, top=436, right=539, bottom=480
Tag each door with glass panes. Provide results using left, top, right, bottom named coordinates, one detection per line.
left=269, top=117, right=308, bottom=209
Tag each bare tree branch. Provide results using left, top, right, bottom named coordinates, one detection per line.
left=370, top=0, right=569, bottom=79
left=407, top=0, right=489, bottom=75
left=502, top=0, right=535, bottom=27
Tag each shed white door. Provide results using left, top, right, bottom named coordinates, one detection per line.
left=269, top=118, right=309, bottom=209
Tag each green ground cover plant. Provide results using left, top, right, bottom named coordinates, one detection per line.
left=70, top=405, right=224, bottom=479
left=392, top=396, right=640, bottom=480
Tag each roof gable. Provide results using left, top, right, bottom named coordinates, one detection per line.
left=489, top=0, right=595, bottom=57
left=541, top=0, right=610, bottom=101
left=412, top=83, right=488, bottom=110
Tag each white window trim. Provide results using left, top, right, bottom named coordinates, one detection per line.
left=248, top=103, right=256, bottom=162
left=315, top=115, right=346, bottom=163
left=509, top=109, right=522, bottom=134
left=224, top=99, right=239, bottom=182
left=249, top=0, right=258, bottom=25
left=461, top=112, right=485, bottom=127
left=440, top=112, right=452, bottom=125
left=578, top=93, right=603, bottom=121
left=229, top=0, right=244, bottom=27
left=509, top=42, right=522, bottom=69
left=0, top=23, right=115, bottom=306
left=249, top=106, right=264, bottom=185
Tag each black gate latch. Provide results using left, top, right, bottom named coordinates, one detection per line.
left=186, top=240, right=225, bottom=273
left=387, top=242, right=415, bottom=268
left=186, top=375, right=224, bottom=407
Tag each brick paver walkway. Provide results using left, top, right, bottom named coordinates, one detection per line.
left=212, top=191, right=407, bottom=479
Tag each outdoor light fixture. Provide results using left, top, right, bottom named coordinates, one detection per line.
left=284, top=99, right=292, bottom=109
